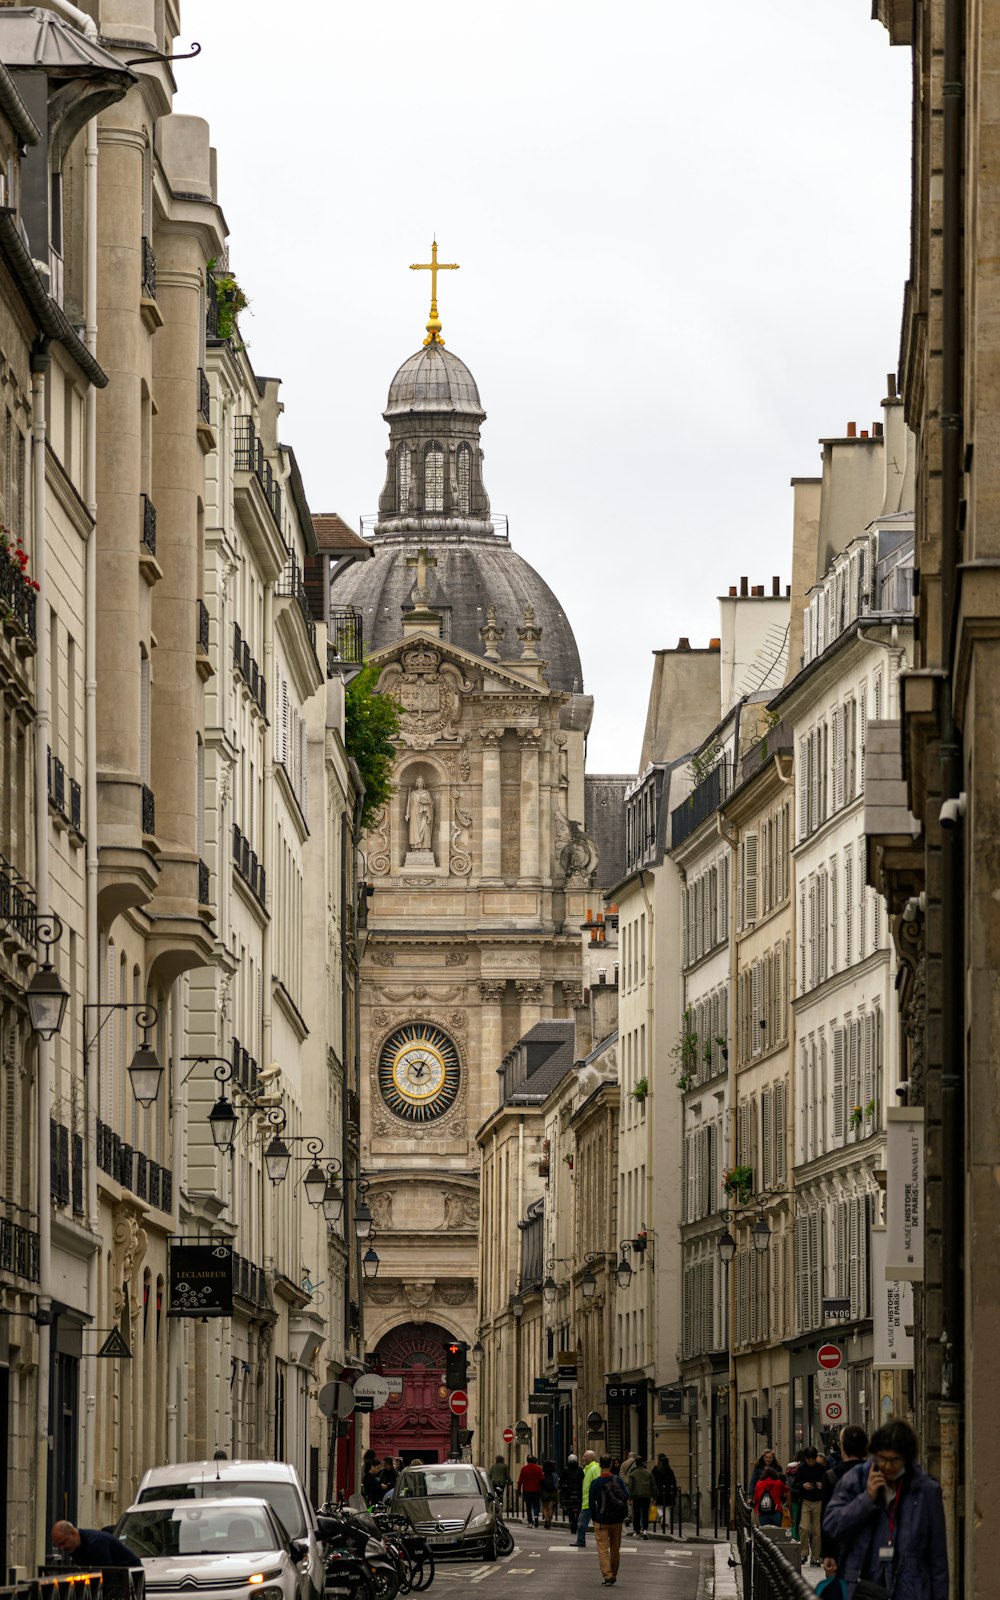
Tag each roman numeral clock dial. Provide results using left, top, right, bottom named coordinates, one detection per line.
left=378, top=1023, right=461, bottom=1122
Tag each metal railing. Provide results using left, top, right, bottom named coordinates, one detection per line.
left=741, top=721, right=793, bottom=784
left=95, top=1118, right=171, bottom=1210
left=0, top=536, right=37, bottom=641
left=70, top=776, right=82, bottom=833
left=47, top=746, right=66, bottom=814
left=141, top=783, right=156, bottom=837
left=198, top=366, right=210, bottom=423
left=141, top=493, right=157, bottom=556
left=141, top=235, right=157, bottom=299
left=0, top=855, right=37, bottom=945
left=234, top=415, right=283, bottom=532
left=671, top=760, right=730, bottom=849
left=197, top=598, right=210, bottom=654
left=0, top=1213, right=40, bottom=1281
left=233, top=622, right=267, bottom=714
left=232, top=821, right=266, bottom=906
left=206, top=272, right=219, bottom=339
left=277, top=556, right=316, bottom=651
left=198, top=857, right=210, bottom=906
left=735, top=1486, right=814, bottom=1599
left=327, top=607, right=363, bottom=672
left=232, top=1250, right=269, bottom=1308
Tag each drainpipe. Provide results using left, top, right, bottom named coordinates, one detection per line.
left=939, top=0, right=965, bottom=1583
left=637, top=870, right=656, bottom=1458
left=261, top=583, right=275, bottom=1450
left=31, top=342, right=53, bottom=1574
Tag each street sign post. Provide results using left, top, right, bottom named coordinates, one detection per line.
left=318, top=1380, right=355, bottom=1419
left=817, top=1371, right=847, bottom=1393
left=817, top=1344, right=844, bottom=1370
left=354, top=1374, right=390, bottom=1410
left=820, top=1392, right=848, bottom=1427
left=449, top=1389, right=469, bottom=1417
left=502, top=1426, right=515, bottom=1443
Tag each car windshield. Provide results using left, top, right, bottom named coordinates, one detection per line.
left=136, top=1481, right=304, bottom=1539
left=397, top=1468, right=482, bottom=1500
left=117, top=1506, right=278, bottom=1557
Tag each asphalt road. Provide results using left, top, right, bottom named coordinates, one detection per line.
left=425, top=1521, right=712, bottom=1599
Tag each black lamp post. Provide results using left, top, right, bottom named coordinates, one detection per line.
left=87, top=999, right=163, bottom=1105
left=26, top=916, right=69, bottom=1041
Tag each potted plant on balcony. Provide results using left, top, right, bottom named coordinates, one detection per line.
left=0, top=526, right=40, bottom=634
left=722, top=1165, right=754, bottom=1205
left=631, top=1077, right=649, bottom=1104
left=632, top=1229, right=648, bottom=1253
left=672, top=1009, right=699, bottom=1093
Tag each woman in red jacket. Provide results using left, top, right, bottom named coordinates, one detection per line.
left=517, top=1456, right=544, bottom=1527
left=753, top=1466, right=789, bottom=1528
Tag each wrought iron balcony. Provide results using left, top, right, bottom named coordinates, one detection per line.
left=277, top=556, right=316, bottom=652
left=0, top=536, right=37, bottom=642
left=197, top=598, right=210, bottom=654
left=0, top=1213, right=39, bottom=1282
left=0, top=855, right=37, bottom=945
left=234, top=416, right=283, bottom=532
left=47, top=745, right=66, bottom=815
left=327, top=607, right=363, bottom=674
left=233, top=622, right=267, bottom=713
left=69, top=777, right=82, bottom=834
left=141, top=493, right=157, bottom=556
left=232, top=822, right=266, bottom=907
left=671, top=761, right=731, bottom=850
left=141, top=782, right=156, bottom=837
left=233, top=1250, right=269, bottom=1308
left=198, top=366, right=210, bottom=424
left=206, top=272, right=219, bottom=339
left=141, top=235, right=157, bottom=300
left=198, top=857, right=210, bottom=906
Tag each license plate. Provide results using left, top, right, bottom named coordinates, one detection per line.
left=428, top=1536, right=455, bottom=1546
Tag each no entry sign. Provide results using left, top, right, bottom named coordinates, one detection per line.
left=449, top=1389, right=469, bottom=1416
left=817, top=1344, right=843, bottom=1370
left=502, top=1426, right=514, bottom=1443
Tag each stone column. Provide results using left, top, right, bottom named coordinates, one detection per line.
left=478, top=980, right=506, bottom=1128
left=518, top=728, right=542, bottom=881
left=516, top=979, right=544, bottom=1035
left=479, top=726, right=503, bottom=880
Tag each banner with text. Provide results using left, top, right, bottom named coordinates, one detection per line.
left=872, top=1227, right=914, bottom=1367
left=885, top=1108, right=924, bottom=1281
left=168, top=1241, right=233, bottom=1318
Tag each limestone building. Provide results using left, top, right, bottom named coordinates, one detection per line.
left=330, top=297, right=604, bottom=1459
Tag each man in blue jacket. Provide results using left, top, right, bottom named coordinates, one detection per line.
left=52, top=1523, right=142, bottom=1569
left=822, top=1420, right=947, bottom=1599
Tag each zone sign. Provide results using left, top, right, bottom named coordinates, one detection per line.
left=817, top=1344, right=844, bottom=1370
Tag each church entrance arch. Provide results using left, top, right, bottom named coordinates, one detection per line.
left=369, top=1322, right=457, bottom=1464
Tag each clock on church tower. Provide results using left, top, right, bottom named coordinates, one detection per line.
left=377, top=1022, right=461, bottom=1123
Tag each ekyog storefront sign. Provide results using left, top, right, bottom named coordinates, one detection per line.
left=885, top=1108, right=924, bottom=1281
left=168, top=1240, right=234, bottom=1318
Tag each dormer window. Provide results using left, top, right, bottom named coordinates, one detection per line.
left=396, top=443, right=411, bottom=512
left=457, top=444, right=472, bottom=515
left=424, top=442, right=444, bottom=512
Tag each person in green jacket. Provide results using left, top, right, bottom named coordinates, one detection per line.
left=571, top=1451, right=601, bottom=1548
left=626, top=1457, right=655, bottom=1539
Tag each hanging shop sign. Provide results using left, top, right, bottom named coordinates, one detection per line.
left=885, top=1108, right=924, bottom=1281
left=872, top=1226, right=914, bottom=1368
left=606, top=1381, right=643, bottom=1406
left=168, top=1241, right=233, bottom=1318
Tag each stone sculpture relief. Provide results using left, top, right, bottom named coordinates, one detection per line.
left=445, top=953, right=469, bottom=967
left=450, top=794, right=473, bottom=876
left=403, top=1281, right=434, bottom=1309
left=442, top=1191, right=481, bottom=1229
left=378, top=645, right=472, bottom=749
left=439, top=1282, right=474, bottom=1306
left=371, top=950, right=395, bottom=967
left=405, top=777, right=435, bottom=859
left=370, top=1191, right=394, bottom=1230
left=369, top=805, right=391, bottom=877
left=554, top=808, right=600, bottom=887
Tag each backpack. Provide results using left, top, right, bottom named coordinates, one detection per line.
left=597, top=1477, right=629, bottom=1519
left=759, top=1490, right=775, bottom=1514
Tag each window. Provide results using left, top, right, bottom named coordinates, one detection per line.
left=424, top=442, right=444, bottom=512
left=457, top=444, right=472, bottom=514
left=396, top=443, right=411, bottom=512
left=139, top=648, right=151, bottom=784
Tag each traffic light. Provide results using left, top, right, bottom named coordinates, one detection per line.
left=445, top=1341, right=468, bottom=1388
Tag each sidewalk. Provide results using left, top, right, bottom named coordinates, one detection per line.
left=713, top=1542, right=742, bottom=1599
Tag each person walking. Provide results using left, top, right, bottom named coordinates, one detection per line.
left=796, top=1447, right=827, bottom=1566
left=752, top=1465, right=789, bottom=1528
left=561, top=1453, right=584, bottom=1534
left=749, top=1448, right=779, bottom=1499
left=517, top=1455, right=544, bottom=1527
left=627, top=1456, right=654, bottom=1539
left=823, top=1420, right=947, bottom=1600
left=820, top=1424, right=869, bottom=1585
left=652, top=1454, right=678, bottom=1533
left=570, top=1450, right=601, bottom=1547
left=589, top=1456, right=629, bottom=1585
left=489, top=1453, right=510, bottom=1506
left=540, top=1460, right=560, bottom=1528
left=52, top=1523, right=142, bottom=1569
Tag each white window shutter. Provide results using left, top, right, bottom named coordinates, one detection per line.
left=775, top=1080, right=787, bottom=1184
left=832, top=707, right=843, bottom=811
left=745, top=832, right=758, bottom=923
left=863, top=1011, right=875, bottom=1112
left=859, top=688, right=867, bottom=795
left=848, top=1197, right=860, bottom=1316
left=844, top=849, right=853, bottom=966
left=796, top=1217, right=808, bottom=1332
left=798, top=738, right=809, bottom=840
left=833, top=1027, right=846, bottom=1145
left=762, top=1087, right=773, bottom=1190
left=799, top=884, right=807, bottom=994
left=736, top=841, right=745, bottom=931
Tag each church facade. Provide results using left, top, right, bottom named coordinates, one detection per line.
left=330, top=301, right=601, bottom=1459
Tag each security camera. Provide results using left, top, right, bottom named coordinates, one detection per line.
left=901, top=893, right=926, bottom=924
left=895, top=1081, right=910, bottom=1100
left=939, top=792, right=967, bottom=829
left=257, top=1064, right=282, bottom=1082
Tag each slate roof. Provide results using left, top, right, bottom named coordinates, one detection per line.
left=586, top=775, right=632, bottom=891
left=313, top=512, right=372, bottom=555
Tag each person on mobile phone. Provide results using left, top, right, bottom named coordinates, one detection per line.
left=822, top=1419, right=948, bottom=1599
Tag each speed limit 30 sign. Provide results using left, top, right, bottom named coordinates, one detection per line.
left=821, top=1394, right=847, bottom=1426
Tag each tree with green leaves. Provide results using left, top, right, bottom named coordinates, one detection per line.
left=344, top=662, right=401, bottom=831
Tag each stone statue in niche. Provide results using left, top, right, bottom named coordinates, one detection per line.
left=404, top=777, right=436, bottom=866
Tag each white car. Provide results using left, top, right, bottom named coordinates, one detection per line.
left=135, top=1461, right=323, bottom=1600
left=116, top=1497, right=309, bottom=1600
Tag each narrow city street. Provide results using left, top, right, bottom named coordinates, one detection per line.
left=426, top=1523, right=712, bottom=1600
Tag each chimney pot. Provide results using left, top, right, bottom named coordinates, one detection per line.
left=874, top=421, right=884, bottom=438
left=847, top=421, right=857, bottom=438
left=709, top=637, right=721, bottom=651
left=860, top=429, right=869, bottom=439
left=887, top=372, right=897, bottom=399
left=752, top=585, right=764, bottom=597
left=677, top=636, right=690, bottom=650
left=729, top=586, right=737, bottom=597
left=585, top=909, right=593, bottom=923
left=740, top=576, right=749, bottom=597
left=772, top=575, right=780, bottom=596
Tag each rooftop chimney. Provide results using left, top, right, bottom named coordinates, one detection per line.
left=874, top=421, right=884, bottom=438
left=772, top=575, right=780, bottom=596
left=847, top=421, right=857, bottom=438
left=860, top=429, right=869, bottom=440
left=729, top=586, right=737, bottom=597
left=887, top=372, right=897, bottom=399
left=752, top=584, right=764, bottom=597
left=709, top=637, right=721, bottom=651
left=740, top=576, right=749, bottom=597
left=677, top=637, right=690, bottom=650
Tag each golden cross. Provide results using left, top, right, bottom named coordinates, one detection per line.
left=410, top=238, right=459, bottom=346
left=406, top=546, right=437, bottom=602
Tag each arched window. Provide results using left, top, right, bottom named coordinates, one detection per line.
left=396, top=444, right=411, bottom=512
left=456, top=445, right=472, bottom=515
left=424, top=443, right=444, bottom=513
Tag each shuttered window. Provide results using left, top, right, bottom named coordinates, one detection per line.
left=774, top=1080, right=787, bottom=1184
left=798, top=737, right=809, bottom=840
left=832, top=1026, right=846, bottom=1146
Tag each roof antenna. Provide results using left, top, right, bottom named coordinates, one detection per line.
left=213, top=1449, right=227, bottom=1479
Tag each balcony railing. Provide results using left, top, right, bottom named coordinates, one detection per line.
left=47, top=746, right=66, bottom=815
left=0, top=1214, right=39, bottom=1282
left=197, top=598, right=210, bottom=654
left=671, top=761, right=730, bottom=850
left=327, top=607, right=363, bottom=673
left=69, top=776, right=82, bottom=833
left=232, top=821, right=266, bottom=906
left=206, top=272, right=219, bottom=339
left=277, top=556, right=317, bottom=652
left=95, top=1118, right=171, bottom=1210
left=141, top=493, right=157, bottom=556
left=233, top=1250, right=269, bottom=1309
left=231, top=1034, right=259, bottom=1094
left=198, top=857, right=210, bottom=906
left=141, top=235, right=157, bottom=300
left=0, top=537, right=37, bottom=642
left=0, top=855, right=37, bottom=945
left=234, top=416, right=283, bottom=532
left=198, top=366, right=210, bottom=424
left=141, top=782, right=156, bottom=837
left=740, top=720, right=793, bottom=785
left=233, top=621, right=267, bottom=714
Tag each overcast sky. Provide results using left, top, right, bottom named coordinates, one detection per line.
left=175, top=2, right=911, bottom=774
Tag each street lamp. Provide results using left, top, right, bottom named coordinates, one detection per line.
left=542, top=1274, right=558, bottom=1304
left=615, top=1248, right=633, bottom=1292
left=354, top=1183, right=374, bottom=1241
left=208, top=1092, right=238, bottom=1153
left=362, top=1243, right=380, bottom=1280
left=510, top=1290, right=524, bottom=1319
left=86, top=999, right=163, bottom=1105
left=264, top=1128, right=292, bottom=1184
left=26, top=916, right=69, bottom=1041
left=717, top=1227, right=737, bottom=1266
left=304, top=1160, right=328, bottom=1208
left=581, top=1266, right=597, bottom=1301
left=752, top=1213, right=771, bottom=1256
left=323, top=1177, right=345, bottom=1225
left=472, top=1340, right=484, bottom=1363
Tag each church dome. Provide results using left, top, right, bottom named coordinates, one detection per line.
left=385, top=344, right=485, bottom=419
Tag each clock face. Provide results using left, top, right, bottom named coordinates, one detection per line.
left=378, top=1023, right=461, bottom=1123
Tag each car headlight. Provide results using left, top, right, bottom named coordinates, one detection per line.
left=467, top=1514, right=490, bottom=1531
left=247, top=1570, right=282, bottom=1585
left=257, top=1588, right=284, bottom=1600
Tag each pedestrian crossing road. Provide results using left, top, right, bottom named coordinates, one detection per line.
left=426, top=1522, right=711, bottom=1597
